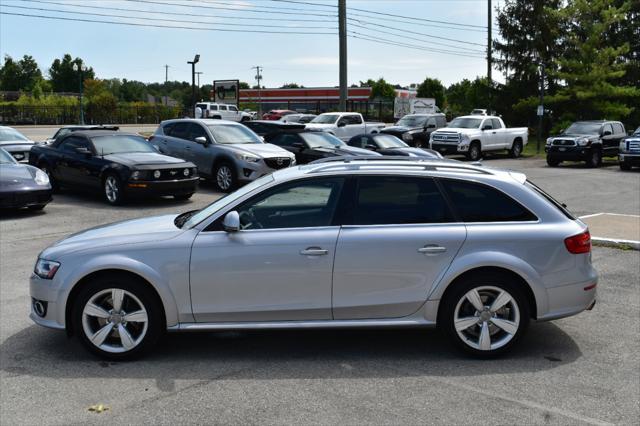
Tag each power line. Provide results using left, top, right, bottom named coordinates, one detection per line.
left=0, top=11, right=337, bottom=34
left=19, top=0, right=338, bottom=23
left=348, top=11, right=486, bottom=33
left=4, top=3, right=337, bottom=29
left=185, top=0, right=331, bottom=14
left=348, top=32, right=485, bottom=59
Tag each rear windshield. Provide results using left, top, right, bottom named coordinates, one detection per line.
left=525, top=180, right=575, bottom=220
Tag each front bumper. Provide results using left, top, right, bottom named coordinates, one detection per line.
left=125, top=176, right=199, bottom=196
left=619, top=152, right=640, bottom=166
left=237, top=157, right=294, bottom=183
left=545, top=145, right=593, bottom=161
left=0, top=188, right=52, bottom=209
left=30, top=273, right=65, bottom=330
left=430, top=143, right=466, bottom=155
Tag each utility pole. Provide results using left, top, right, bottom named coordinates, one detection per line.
left=195, top=71, right=203, bottom=89
left=487, top=0, right=492, bottom=113
left=252, top=65, right=263, bottom=116
left=338, top=0, right=347, bottom=111
left=187, top=54, right=200, bottom=117
left=164, top=64, right=169, bottom=106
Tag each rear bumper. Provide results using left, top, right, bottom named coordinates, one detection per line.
left=0, top=188, right=52, bottom=209
left=537, top=278, right=598, bottom=321
left=125, top=177, right=199, bottom=196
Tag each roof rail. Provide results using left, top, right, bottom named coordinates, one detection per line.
left=306, top=155, right=494, bottom=175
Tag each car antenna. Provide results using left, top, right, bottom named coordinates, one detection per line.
left=101, top=147, right=104, bottom=158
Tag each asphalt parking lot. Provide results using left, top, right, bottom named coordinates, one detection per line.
left=1, top=156, right=639, bottom=425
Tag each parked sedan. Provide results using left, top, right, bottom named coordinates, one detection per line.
left=42, top=125, right=119, bottom=145
left=242, top=120, right=306, bottom=137
left=29, top=131, right=198, bottom=205
left=347, top=134, right=442, bottom=158
left=0, top=126, right=35, bottom=163
left=0, top=148, right=52, bottom=210
left=265, top=131, right=381, bottom=164
left=262, top=109, right=297, bottom=120
left=280, top=113, right=317, bottom=124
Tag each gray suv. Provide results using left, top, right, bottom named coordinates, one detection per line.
left=152, top=119, right=296, bottom=191
left=29, top=157, right=597, bottom=360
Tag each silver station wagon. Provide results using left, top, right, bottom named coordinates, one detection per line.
left=30, top=157, right=597, bottom=359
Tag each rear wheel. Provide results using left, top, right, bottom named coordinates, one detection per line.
left=73, top=274, right=163, bottom=360
left=440, top=273, right=529, bottom=358
left=509, top=139, right=523, bottom=158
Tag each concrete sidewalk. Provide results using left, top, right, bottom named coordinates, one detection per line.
left=580, top=213, right=640, bottom=250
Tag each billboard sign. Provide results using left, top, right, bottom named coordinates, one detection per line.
left=411, top=98, right=436, bottom=114
left=213, top=79, right=239, bottom=105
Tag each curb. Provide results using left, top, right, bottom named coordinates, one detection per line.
left=591, top=237, right=640, bottom=251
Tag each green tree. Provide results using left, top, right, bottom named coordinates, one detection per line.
left=280, top=83, right=304, bottom=88
left=49, top=54, right=95, bottom=92
left=416, top=77, right=445, bottom=108
left=548, top=0, right=639, bottom=122
left=239, top=81, right=250, bottom=89
left=361, top=78, right=396, bottom=100
left=0, top=56, right=22, bottom=90
left=446, top=78, right=491, bottom=117
left=0, top=55, right=43, bottom=91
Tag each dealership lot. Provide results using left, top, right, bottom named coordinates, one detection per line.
left=1, top=157, right=639, bottom=425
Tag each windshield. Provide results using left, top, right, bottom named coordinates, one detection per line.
left=632, top=126, right=640, bottom=136
left=182, top=174, right=275, bottom=229
left=565, top=122, right=602, bottom=135
left=0, top=148, right=17, bottom=164
left=373, top=134, right=407, bottom=148
left=310, top=114, right=340, bottom=124
left=396, top=115, right=427, bottom=127
left=448, top=117, right=482, bottom=129
left=91, top=135, right=156, bottom=155
left=301, top=132, right=343, bottom=148
left=207, top=124, right=262, bottom=144
left=0, top=128, right=30, bottom=142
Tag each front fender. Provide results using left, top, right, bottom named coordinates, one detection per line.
left=427, top=250, right=548, bottom=318
left=55, top=254, right=181, bottom=328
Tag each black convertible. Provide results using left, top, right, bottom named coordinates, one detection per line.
left=0, top=147, right=52, bottom=211
left=29, top=130, right=198, bottom=205
left=347, top=134, right=442, bottom=158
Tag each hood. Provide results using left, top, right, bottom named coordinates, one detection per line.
left=555, top=133, right=599, bottom=140
left=224, top=143, right=294, bottom=158
left=313, top=146, right=379, bottom=156
left=382, top=126, right=421, bottom=134
left=378, top=147, right=438, bottom=157
left=0, top=163, right=42, bottom=188
left=102, top=152, right=188, bottom=166
left=305, top=123, right=335, bottom=130
left=434, top=127, right=480, bottom=135
left=41, top=214, right=184, bottom=260
left=0, top=140, right=35, bottom=150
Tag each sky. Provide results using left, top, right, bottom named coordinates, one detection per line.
left=0, top=0, right=505, bottom=89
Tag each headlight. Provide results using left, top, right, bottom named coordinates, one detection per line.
left=403, top=133, right=413, bottom=141
left=131, top=170, right=142, bottom=180
left=183, top=168, right=190, bottom=177
left=153, top=170, right=161, bottom=178
left=546, top=138, right=553, bottom=145
left=235, top=153, right=260, bottom=162
left=577, top=138, right=590, bottom=146
left=34, top=169, right=49, bottom=186
left=619, top=141, right=626, bottom=151
left=459, top=134, right=470, bottom=144
left=34, top=259, right=60, bottom=279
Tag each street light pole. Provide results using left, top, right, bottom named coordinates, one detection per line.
left=338, top=0, right=347, bottom=111
left=73, top=62, right=86, bottom=125
left=537, top=62, right=545, bottom=154
left=187, top=54, right=200, bottom=117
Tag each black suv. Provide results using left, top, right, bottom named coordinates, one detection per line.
left=545, top=120, right=626, bottom=167
left=380, top=113, right=446, bottom=148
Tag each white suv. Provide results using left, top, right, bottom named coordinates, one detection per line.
left=195, top=103, right=252, bottom=122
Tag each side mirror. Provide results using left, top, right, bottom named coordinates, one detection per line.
left=603, top=130, right=612, bottom=136
left=194, top=136, right=208, bottom=145
left=222, top=211, right=240, bottom=232
left=337, top=121, right=347, bottom=127
left=482, top=125, right=492, bottom=131
left=426, top=124, right=436, bottom=129
left=75, top=147, right=92, bottom=156
left=365, top=144, right=377, bottom=150
left=291, top=142, right=304, bottom=149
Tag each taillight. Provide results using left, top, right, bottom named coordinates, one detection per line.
left=565, top=230, right=591, bottom=254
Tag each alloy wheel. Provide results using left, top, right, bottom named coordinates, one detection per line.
left=216, top=165, right=233, bottom=191
left=453, top=286, right=520, bottom=351
left=104, top=176, right=120, bottom=203
left=81, top=288, right=149, bottom=354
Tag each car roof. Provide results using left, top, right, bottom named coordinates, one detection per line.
left=67, top=130, right=140, bottom=138
left=162, top=118, right=240, bottom=126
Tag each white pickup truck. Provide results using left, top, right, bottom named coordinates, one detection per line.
left=429, top=115, right=528, bottom=161
left=305, top=112, right=385, bottom=142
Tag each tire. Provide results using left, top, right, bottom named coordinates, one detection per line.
left=619, top=162, right=631, bottom=171
left=39, top=163, right=59, bottom=192
left=28, top=204, right=46, bottom=211
left=509, top=139, right=523, bottom=158
left=213, top=162, right=237, bottom=193
left=546, top=156, right=560, bottom=167
left=586, top=148, right=602, bottom=168
left=173, top=193, right=193, bottom=201
left=103, top=173, right=125, bottom=205
left=439, top=272, right=530, bottom=358
left=466, top=142, right=481, bottom=161
left=72, top=273, right=163, bottom=360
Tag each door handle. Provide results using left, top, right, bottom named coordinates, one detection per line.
left=418, top=245, right=447, bottom=254
left=300, top=247, right=328, bottom=256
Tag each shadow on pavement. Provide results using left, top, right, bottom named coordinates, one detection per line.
left=1, top=322, right=581, bottom=391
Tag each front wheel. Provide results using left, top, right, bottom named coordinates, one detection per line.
left=440, top=274, right=529, bottom=358
left=173, top=193, right=193, bottom=201
left=546, top=156, right=560, bottom=167
left=619, top=162, right=631, bottom=171
left=466, top=142, right=481, bottom=161
left=103, top=174, right=125, bottom=205
left=213, top=162, right=236, bottom=193
left=586, top=149, right=602, bottom=168
left=73, top=275, right=163, bottom=360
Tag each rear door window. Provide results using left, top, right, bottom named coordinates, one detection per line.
left=170, top=122, right=189, bottom=140
left=351, top=176, right=455, bottom=225
left=440, top=179, right=537, bottom=222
